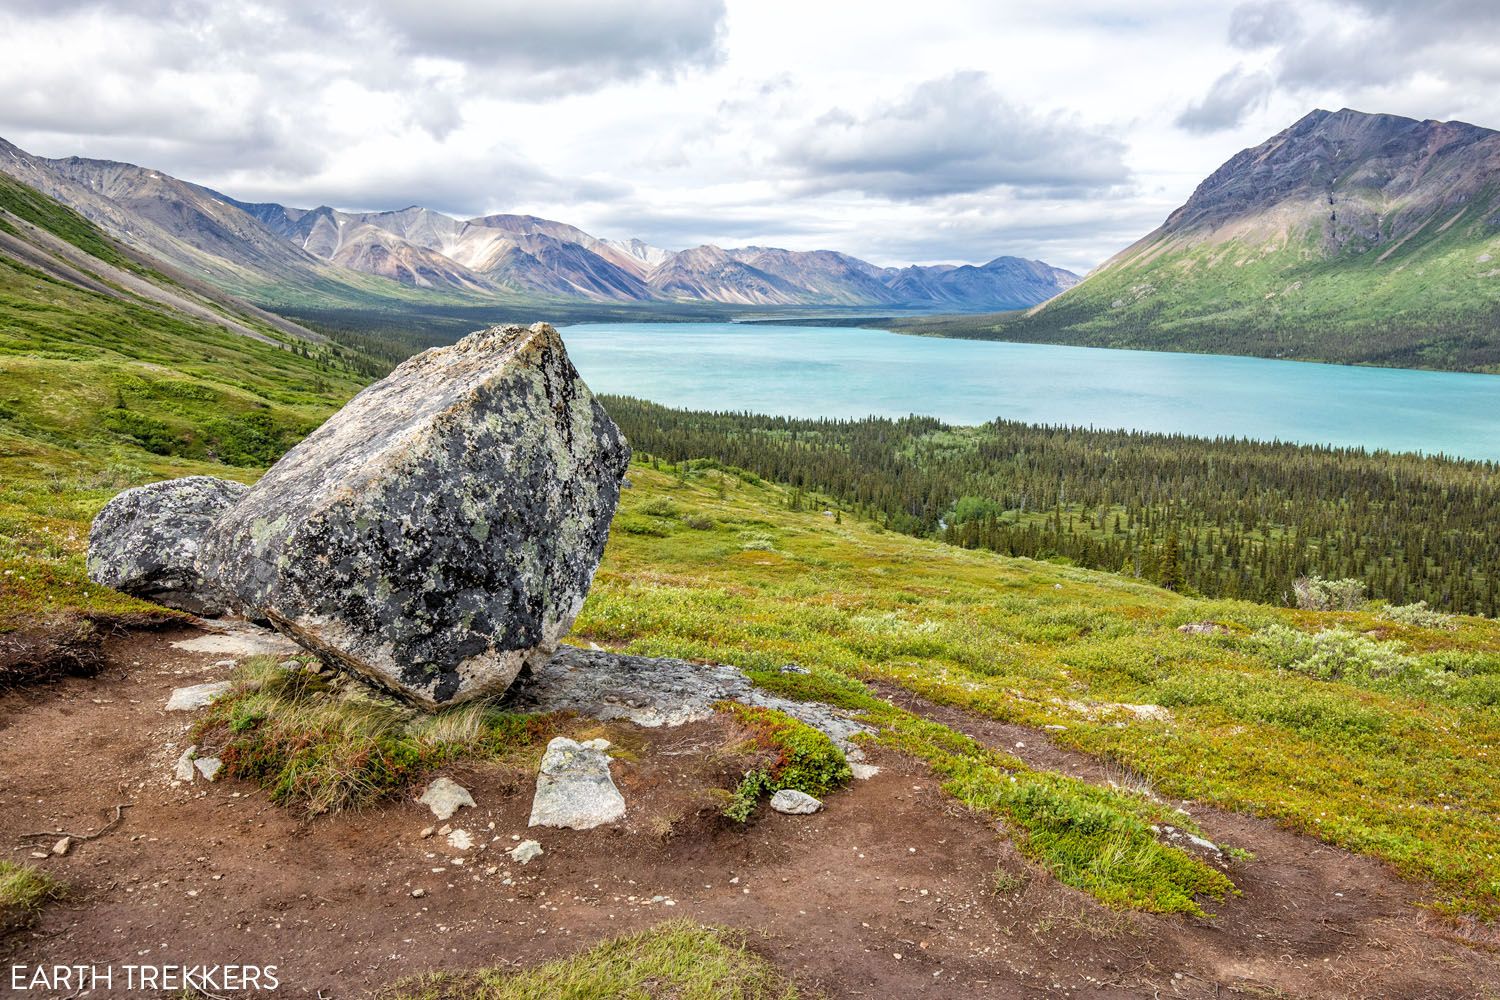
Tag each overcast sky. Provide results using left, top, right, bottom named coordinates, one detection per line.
left=3, top=0, right=1498, bottom=273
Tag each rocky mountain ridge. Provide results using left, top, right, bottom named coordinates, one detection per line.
left=0, top=138, right=1078, bottom=311
left=983, top=108, right=1500, bottom=370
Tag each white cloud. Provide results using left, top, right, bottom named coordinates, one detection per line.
left=780, top=72, right=1129, bottom=200
left=2, top=0, right=1499, bottom=274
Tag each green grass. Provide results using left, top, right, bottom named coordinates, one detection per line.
left=0, top=861, right=65, bottom=932
left=573, top=462, right=1500, bottom=919
left=384, top=920, right=803, bottom=1000
left=193, top=657, right=564, bottom=816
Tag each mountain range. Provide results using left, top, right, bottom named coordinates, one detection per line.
left=917, top=108, right=1500, bottom=371
left=0, top=138, right=1078, bottom=314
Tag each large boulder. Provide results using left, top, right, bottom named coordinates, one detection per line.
left=197, top=323, right=630, bottom=709
left=86, top=476, right=248, bottom=614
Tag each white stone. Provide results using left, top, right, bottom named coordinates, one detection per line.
left=165, top=681, right=232, bottom=711
left=528, top=737, right=626, bottom=830
left=509, top=840, right=543, bottom=865
left=850, top=763, right=880, bottom=781
left=194, top=756, right=223, bottom=781
left=446, top=828, right=474, bottom=850
left=770, top=789, right=823, bottom=814
left=171, top=624, right=301, bottom=658
left=418, top=777, right=476, bottom=820
left=174, top=745, right=198, bottom=782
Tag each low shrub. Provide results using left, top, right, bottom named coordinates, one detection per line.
left=1252, top=624, right=1415, bottom=681
left=1291, top=576, right=1366, bottom=611
left=716, top=704, right=851, bottom=820
left=194, top=658, right=561, bottom=816
left=614, top=514, right=670, bottom=537
left=0, top=861, right=64, bottom=932
left=1378, top=600, right=1457, bottom=630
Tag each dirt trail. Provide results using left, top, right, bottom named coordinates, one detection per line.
left=0, top=627, right=1495, bottom=999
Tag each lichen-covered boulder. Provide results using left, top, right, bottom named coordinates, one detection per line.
left=197, top=323, right=630, bottom=709
left=86, top=476, right=248, bottom=614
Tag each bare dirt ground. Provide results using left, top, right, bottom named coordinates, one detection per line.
left=1, top=626, right=1497, bottom=999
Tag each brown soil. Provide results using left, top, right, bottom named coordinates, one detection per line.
left=1, top=626, right=1496, bottom=999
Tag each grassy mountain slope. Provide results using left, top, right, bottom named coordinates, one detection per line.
left=0, top=172, right=374, bottom=633
left=895, top=110, right=1500, bottom=371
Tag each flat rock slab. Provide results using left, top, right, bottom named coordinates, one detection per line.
left=506, top=647, right=871, bottom=757
left=529, top=737, right=626, bottom=830
left=418, top=777, right=475, bottom=820
left=193, top=756, right=223, bottom=782
left=171, top=624, right=302, bottom=659
left=771, top=789, right=823, bottom=814
left=165, top=681, right=233, bottom=711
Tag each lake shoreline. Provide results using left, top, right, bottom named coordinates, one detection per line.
left=561, top=322, right=1500, bottom=462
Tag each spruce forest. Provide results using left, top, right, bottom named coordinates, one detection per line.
left=605, top=398, right=1500, bottom=615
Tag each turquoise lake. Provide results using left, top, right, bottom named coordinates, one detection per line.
left=559, top=322, right=1500, bottom=462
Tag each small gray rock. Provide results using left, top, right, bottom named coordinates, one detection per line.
left=1177, top=621, right=1230, bottom=636
left=509, top=839, right=544, bottom=865
left=850, top=763, right=880, bottom=781
left=197, top=323, right=631, bottom=710
left=770, top=789, right=822, bottom=815
left=418, top=777, right=475, bottom=820
left=529, top=737, right=625, bottom=830
left=165, top=681, right=233, bottom=711
left=193, top=756, right=223, bottom=781
left=86, top=476, right=248, bottom=614
left=52, top=837, right=71, bottom=856
left=173, top=745, right=198, bottom=782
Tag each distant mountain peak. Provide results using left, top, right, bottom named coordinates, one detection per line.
left=1016, top=107, right=1500, bottom=370
left=0, top=135, right=1079, bottom=312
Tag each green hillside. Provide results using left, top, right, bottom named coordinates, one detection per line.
left=0, top=172, right=366, bottom=631
left=894, top=111, right=1500, bottom=372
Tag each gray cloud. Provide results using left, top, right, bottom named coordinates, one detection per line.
left=1175, top=67, right=1273, bottom=133
left=376, top=0, right=726, bottom=85
left=1186, top=0, right=1500, bottom=128
left=780, top=72, right=1130, bottom=201
left=1227, top=1, right=1301, bottom=48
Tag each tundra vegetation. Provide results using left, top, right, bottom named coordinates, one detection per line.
left=2, top=177, right=1498, bottom=989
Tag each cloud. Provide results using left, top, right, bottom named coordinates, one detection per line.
left=1175, top=67, right=1273, bottom=133
left=1187, top=0, right=1500, bottom=125
left=780, top=72, right=1130, bottom=201
left=1227, top=1, right=1301, bottom=48
left=375, top=0, right=726, bottom=89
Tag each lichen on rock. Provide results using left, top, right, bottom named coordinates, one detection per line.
left=198, top=323, right=630, bottom=709
left=86, top=475, right=248, bottom=615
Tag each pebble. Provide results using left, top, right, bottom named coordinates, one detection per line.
left=418, top=777, right=476, bottom=820
left=509, top=840, right=544, bottom=865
